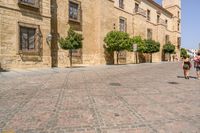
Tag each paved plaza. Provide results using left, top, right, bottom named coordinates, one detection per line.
left=0, top=62, right=199, bottom=133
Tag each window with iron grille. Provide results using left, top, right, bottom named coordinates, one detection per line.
left=178, top=11, right=180, bottom=18
left=135, top=3, right=139, bottom=12
left=177, top=37, right=181, bottom=49
left=165, top=35, right=170, bottom=44
left=69, top=1, right=80, bottom=22
left=20, top=27, right=36, bottom=51
left=147, top=10, right=151, bottom=21
left=177, top=22, right=180, bottom=31
left=147, top=29, right=152, bottom=40
left=157, top=15, right=160, bottom=24
left=19, top=0, right=39, bottom=8
left=119, top=0, right=124, bottom=9
left=119, top=17, right=127, bottom=32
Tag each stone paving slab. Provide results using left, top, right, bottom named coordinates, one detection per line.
left=0, top=62, right=200, bottom=133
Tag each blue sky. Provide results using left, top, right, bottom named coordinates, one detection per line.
left=155, top=0, right=200, bottom=49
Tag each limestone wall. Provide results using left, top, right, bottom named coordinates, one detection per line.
left=0, top=0, right=51, bottom=69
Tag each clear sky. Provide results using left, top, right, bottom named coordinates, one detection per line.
left=155, top=0, right=200, bottom=49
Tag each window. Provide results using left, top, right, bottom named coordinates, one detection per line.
left=177, top=37, right=181, bottom=49
left=165, top=19, right=168, bottom=27
left=135, top=3, right=139, bottom=12
left=119, top=17, right=127, bottom=32
left=157, top=15, right=160, bottom=24
left=177, top=22, right=180, bottom=31
left=20, top=27, right=36, bottom=51
left=147, top=10, right=151, bottom=21
left=165, top=35, right=170, bottom=44
left=119, top=0, right=124, bottom=9
left=147, top=29, right=152, bottom=40
left=19, top=0, right=39, bottom=8
left=178, top=11, right=180, bottom=18
left=69, top=1, right=80, bottom=22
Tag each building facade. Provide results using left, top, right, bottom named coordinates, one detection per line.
left=0, top=0, right=181, bottom=69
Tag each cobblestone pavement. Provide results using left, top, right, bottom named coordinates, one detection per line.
left=0, top=62, right=199, bottom=133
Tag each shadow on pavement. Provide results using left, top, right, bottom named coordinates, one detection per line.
left=177, top=76, right=197, bottom=79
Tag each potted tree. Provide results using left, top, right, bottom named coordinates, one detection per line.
left=104, top=31, right=130, bottom=64
left=163, top=42, right=175, bottom=61
left=59, top=28, right=83, bottom=68
left=144, top=39, right=160, bottom=63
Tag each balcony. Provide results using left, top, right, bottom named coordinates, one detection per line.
left=133, top=7, right=146, bottom=17
left=158, top=18, right=167, bottom=27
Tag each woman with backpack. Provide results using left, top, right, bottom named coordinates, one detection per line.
left=182, top=56, right=192, bottom=79
left=194, top=51, right=200, bottom=80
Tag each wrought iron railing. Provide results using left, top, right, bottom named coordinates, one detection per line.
left=133, top=7, right=146, bottom=17
left=158, top=18, right=167, bottom=27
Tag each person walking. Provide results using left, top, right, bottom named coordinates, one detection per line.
left=182, top=56, right=192, bottom=79
left=194, top=51, right=200, bottom=80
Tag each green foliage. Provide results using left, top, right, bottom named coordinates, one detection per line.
left=104, top=31, right=131, bottom=52
left=58, top=28, right=83, bottom=67
left=59, top=28, right=83, bottom=50
left=144, top=39, right=160, bottom=54
left=163, top=43, right=175, bottom=54
left=180, top=48, right=187, bottom=57
left=128, top=36, right=146, bottom=52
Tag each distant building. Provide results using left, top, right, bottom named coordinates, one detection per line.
left=186, top=49, right=198, bottom=57
left=0, top=0, right=181, bottom=69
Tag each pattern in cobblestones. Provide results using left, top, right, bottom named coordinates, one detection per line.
left=0, top=63, right=200, bottom=133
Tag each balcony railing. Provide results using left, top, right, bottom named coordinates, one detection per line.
left=158, top=18, right=167, bottom=27
left=133, top=7, right=146, bottom=17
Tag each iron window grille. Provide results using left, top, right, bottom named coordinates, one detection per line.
left=119, top=0, right=124, bottom=9
left=69, top=1, right=81, bottom=22
left=147, top=29, right=152, bottom=40
left=18, top=0, right=39, bottom=8
left=119, top=17, right=127, bottom=32
left=19, top=23, right=42, bottom=54
left=147, top=10, right=151, bottom=21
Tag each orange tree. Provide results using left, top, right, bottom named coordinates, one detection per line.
left=59, top=28, right=83, bottom=67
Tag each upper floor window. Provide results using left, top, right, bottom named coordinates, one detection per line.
left=147, top=28, right=152, bottom=40
left=165, top=35, right=170, bottom=44
left=20, top=27, right=36, bottom=51
left=119, top=17, right=127, bottom=32
left=119, top=0, right=124, bottom=9
left=177, top=37, right=181, bottom=49
left=69, top=1, right=80, bottom=22
left=157, top=15, right=160, bottom=24
left=177, top=22, right=180, bottom=31
left=135, top=3, right=139, bottom=12
left=19, top=0, right=39, bottom=8
left=165, top=19, right=168, bottom=27
left=147, top=10, right=151, bottom=21
left=178, top=11, right=180, bottom=18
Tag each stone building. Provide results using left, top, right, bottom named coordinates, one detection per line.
left=0, top=0, right=181, bottom=69
left=0, top=0, right=51, bottom=69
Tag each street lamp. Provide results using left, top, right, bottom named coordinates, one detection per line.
left=46, top=33, right=52, bottom=46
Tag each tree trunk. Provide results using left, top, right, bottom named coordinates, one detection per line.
left=116, top=51, right=119, bottom=64
left=69, top=49, right=73, bottom=68
left=168, top=53, right=170, bottom=62
left=150, top=53, right=152, bottom=63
